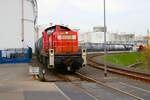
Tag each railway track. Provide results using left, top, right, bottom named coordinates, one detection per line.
left=87, top=53, right=150, bottom=83
left=34, top=59, right=149, bottom=99
left=75, top=72, right=145, bottom=100
left=49, top=72, right=146, bottom=100
left=30, top=54, right=150, bottom=100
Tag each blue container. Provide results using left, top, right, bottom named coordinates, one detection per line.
left=0, top=50, right=1, bottom=58
left=0, top=48, right=32, bottom=64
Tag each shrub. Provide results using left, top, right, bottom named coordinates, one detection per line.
left=142, top=45, right=150, bottom=65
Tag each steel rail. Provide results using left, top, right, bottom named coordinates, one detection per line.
left=75, top=72, right=144, bottom=100
left=55, top=74, right=99, bottom=100
left=87, top=53, right=150, bottom=83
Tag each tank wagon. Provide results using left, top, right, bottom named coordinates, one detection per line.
left=35, top=25, right=86, bottom=72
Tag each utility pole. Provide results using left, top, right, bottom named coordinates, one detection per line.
left=147, top=29, right=149, bottom=46
left=103, top=0, right=107, bottom=77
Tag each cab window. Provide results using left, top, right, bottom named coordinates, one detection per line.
left=45, top=26, right=56, bottom=35
left=47, top=29, right=55, bottom=35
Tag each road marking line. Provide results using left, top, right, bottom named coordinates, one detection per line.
left=72, top=83, right=99, bottom=100
left=119, top=82, right=150, bottom=93
left=81, top=91, right=99, bottom=100
left=54, top=84, right=71, bottom=100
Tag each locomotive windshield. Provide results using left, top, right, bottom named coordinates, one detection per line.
left=47, top=29, right=55, bottom=35
left=45, top=25, right=71, bottom=35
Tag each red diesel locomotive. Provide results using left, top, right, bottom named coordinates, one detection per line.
left=35, top=25, right=86, bottom=72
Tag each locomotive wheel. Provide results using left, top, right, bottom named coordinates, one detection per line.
left=69, top=69, right=76, bottom=73
left=38, top=67, right=46, bottom=82
left=39, top=55, right=42, bottom=63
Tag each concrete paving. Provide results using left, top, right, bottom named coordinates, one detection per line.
left=0, top=81, right=69, bottom=100
left=56, top=82, right=98, bottom=100
left=79, top=82, right=135, bottom=100
left=0, top=64, right=97, bottom=100
left=0, top=64, right=70, bottom=100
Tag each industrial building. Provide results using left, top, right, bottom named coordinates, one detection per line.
left=79, top=27, right=135, bottom=44
left=79, top=27, right=136, bottom=51
left=0, top=0, right=38, bottom=51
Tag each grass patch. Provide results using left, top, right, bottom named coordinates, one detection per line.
left=103, top=52, right=144, bottom=67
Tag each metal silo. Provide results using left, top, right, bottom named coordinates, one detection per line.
left=0, top=0, right=38, bottom=51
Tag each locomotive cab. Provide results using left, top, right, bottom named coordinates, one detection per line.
left=55, top=26, right=78, bottom=54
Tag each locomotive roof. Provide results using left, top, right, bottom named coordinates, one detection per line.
left=45, top=25, right=71, bottom=32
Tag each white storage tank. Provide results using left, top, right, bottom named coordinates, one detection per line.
left=80, top=32, right=110, bottom=43
left=0, top=0, right=37, bottom=51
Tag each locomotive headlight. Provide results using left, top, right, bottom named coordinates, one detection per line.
left=57, top=35, right=61, bottom=40
left=65, top=32, right=68, bottom=34
left=72, top=35, right=76, bottom=40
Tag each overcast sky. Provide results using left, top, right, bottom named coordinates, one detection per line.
left=37, top=0, right=150, bottom=35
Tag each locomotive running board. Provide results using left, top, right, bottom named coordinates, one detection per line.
left=48, top=49, right=55, bottom=69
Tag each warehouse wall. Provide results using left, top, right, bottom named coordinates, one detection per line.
left=0, top=0, right=22, bottom=49
left=0, top=0, right=37, bottom=52
left=24, top=0, right=36, bottom=50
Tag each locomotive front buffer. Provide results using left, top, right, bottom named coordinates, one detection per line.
left=48, top=49, right=55, bottom=69
left=82, top=48, right=87, bottom=67
left=48, top=48, right=87, bottom=69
